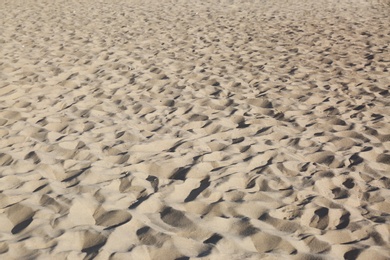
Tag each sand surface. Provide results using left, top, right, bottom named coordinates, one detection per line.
left=1, top=0, right=390, bottom=259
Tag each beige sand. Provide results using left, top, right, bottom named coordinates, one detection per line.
left=0, top=0, right=390, bottom=259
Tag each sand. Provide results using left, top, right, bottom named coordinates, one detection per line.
left=0, top=0, right=390, bottom=259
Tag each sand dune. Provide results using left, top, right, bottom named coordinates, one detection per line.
left=0, top=0, right=390, bottom=259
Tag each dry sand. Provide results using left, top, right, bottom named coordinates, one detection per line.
left=1, top=0, right=390, bottom=259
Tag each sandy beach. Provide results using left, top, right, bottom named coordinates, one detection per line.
left=0, top=0, right=389, bottom=259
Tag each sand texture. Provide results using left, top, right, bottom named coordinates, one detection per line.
left=1, top=0, right=390, bottom=259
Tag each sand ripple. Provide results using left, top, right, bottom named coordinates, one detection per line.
left=1, top=0, right=390, bottom=259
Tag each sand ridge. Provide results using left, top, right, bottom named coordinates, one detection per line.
left=0, top=0, right=390, bottom=259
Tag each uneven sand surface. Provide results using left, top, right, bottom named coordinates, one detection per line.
left=0, top=0, right=390, bottom=259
